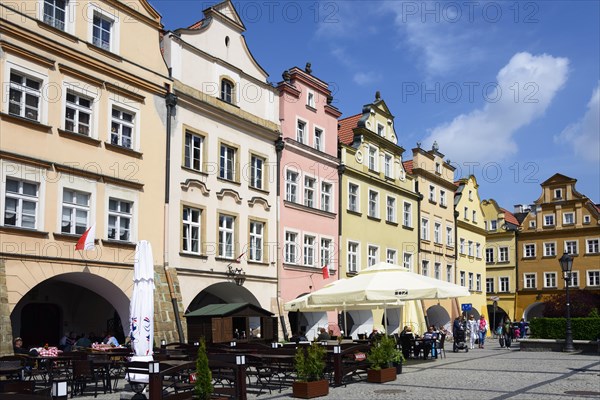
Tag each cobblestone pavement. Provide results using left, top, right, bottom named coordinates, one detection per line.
left=73, top=344, right=599, bottom=400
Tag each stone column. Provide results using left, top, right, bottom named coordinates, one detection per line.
left=0, top=259, right=14, bottom=356
left=153, top=266, right=187, bottom=344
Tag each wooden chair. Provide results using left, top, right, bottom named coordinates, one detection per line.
left=71, top=360, right=106, bottom=398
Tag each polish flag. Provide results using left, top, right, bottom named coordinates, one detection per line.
left=235, top=251, right=246, bottom=263
left=75, top=225, right=96, bottom=250
left=322, top=265, right=330, bottom=280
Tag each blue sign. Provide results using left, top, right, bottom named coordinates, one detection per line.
left=461, top=303, right=472, bottom=312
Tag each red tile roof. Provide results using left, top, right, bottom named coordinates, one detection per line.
left=188, top=19, right=204, bottom=29
left=403, top=160, right=413, bottom=174
left=338, top=114, right=361, bottom=145
left=500, top=208, right=520, bottom=226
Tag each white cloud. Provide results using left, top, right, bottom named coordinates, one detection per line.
left=554, top=84, right=600, bottom=162
left=423, top=52, right=569, bottom=162
left=353, top=72, right=382, bottom=86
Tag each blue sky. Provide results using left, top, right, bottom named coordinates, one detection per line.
left=151, top=0, right=599, bottom=210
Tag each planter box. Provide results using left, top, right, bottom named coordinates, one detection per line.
left=292, top=380, right=329, bottom=399
left=367, top=367, right=397, bottom=383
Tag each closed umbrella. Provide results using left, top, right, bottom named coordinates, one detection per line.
left=128, top=240, right=155, bottom=382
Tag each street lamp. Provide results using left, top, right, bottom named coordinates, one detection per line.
left=559, top=252, right=575, bottom=352
left=226, top=264, right=246, bottom=286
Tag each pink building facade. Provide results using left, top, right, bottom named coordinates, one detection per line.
left=277, top=65, right=342, bottom=340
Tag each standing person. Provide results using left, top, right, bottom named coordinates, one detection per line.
left=503, top=318, right=513, bottom=349
left=478, top=315, right=488, bottom=348
left=467, top=315, right=479, bottom=349
left=519, top=319, right=527, bottom=339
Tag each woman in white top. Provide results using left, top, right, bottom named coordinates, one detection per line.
left=467, top=314, right=479, bottom=349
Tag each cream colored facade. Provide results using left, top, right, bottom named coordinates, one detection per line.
left=481, top=199, right=519, bottom=328
left=0, top=0, right=174, bottom=354
left=409, top=144, right=458, bottom=330
left=338, top=94, right=419, bottom=336
left=161, top=1, right=280, bottom=327
left=454, top=176, right=487, bottom=318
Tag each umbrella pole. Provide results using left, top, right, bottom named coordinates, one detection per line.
left=343, top=303, right=348, bottom=338
left=384, top=303, right=388, bottom=335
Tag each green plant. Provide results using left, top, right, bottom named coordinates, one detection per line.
left=528, top=318, right=600, bottom=340
left=195, top=337, right=213, bottom=400
left=294, top=342, right=326, bottom=382
left=367, top=335, right=402, bottom=370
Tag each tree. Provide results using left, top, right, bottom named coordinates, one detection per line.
left=195, top=337, right=213, bottom=400
left=543, top=290, right=600, bottom=318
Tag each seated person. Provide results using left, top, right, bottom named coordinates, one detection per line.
left=399, top=326, right=415, bottom=359
left=13, top=337, right=38, bottom=356
left=103, top=331, right=119, bottom=347
left=75, top=332, right=92, bottom=348
left=418, top=326, right=439, bottom=359
left=289, top=331, right=308, bottom=343
left=316, top=327, right=330, bottom=341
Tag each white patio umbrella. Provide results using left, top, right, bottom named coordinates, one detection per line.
left=128, top=240, right=155, bottom=382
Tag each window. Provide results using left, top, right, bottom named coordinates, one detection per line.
left=524, top=244, right=536, bottom=258
left=421, top=260, right=429, bottom=277
left=490, top=220, right=498, bottom=231
left=446, top=265, right=453, bottom=282
left=434, top=222, right=441, bottom=244
left=464, top=207, right=468, bottom=219
left=111, top=107, right=134, bottom=148
left=476, top=243, right=481, bottom=258
left=219, top=144, right=236, bottom=181
left=65, top=91, right=92, bottom=136
left=476, top=274, right=481, bottom=291
left=403, top=253, right=413, bottom=271
left=434, top=263, right=441, bottom=280
left=565, top=240, right=578, bottom=255
left=218, top=214, right=234, bottom=258
left=486, top=248, right=494, bottom=263
left=321, top=182, right=332, bottom=212
left=304, top=177, right=315, bottom=208
left=499, top=247, right=509, bottom=262
left=524, top=273, right=536, bottom=289
left=587, top=239, right=599, bottom=254
left=440, top=190, right=446, bottom=206
left=472, top=210, right=477, bottom=222
left=569, top=271, right=579, bottom=287
left=544, top=272, right=557, bottom=288
left=220, top=79, right=233, bottom=103
left=386, top=196, right=396, bottom=223
left=368, top=190, right=379, bottom=218
left=92, top=12, right=112, bottom=51
left=184, top=132, right=204, bottom=171
left=285, top=171, right=298, bottom=202
left=446, top=226, right=453, bottom=246
left=544, top=214, right=555, bottom=226
left=376, top=123, right=384, bottom=136
left=44, top=0, right=67, bottom=30
left=386, top=249, right=397, bottom=264
left=321, top=238, right=332, bottom=267
left=499, top=277, right=509, bottom=292
left=544, top=242, right=556, bottom=257
left=486, top=278, right=494, bottom=293
left=468, top=190, right=473, bottom=200
left=468, top=241, right=473, bottom=257
left=468, top=272, right=474, bottom=290
left=347, top=242, right=359, bottom=273
left=368, top=245, right=378, bottom=266
left=61, top=189, right=90, bottom=235
left=307, top=91, right=315, bottom=108
left=587, top=271, right=600, bottom=287
left=182, top=206, right=201, bottom=254
left=4, top=178, right=38, bottom=229
left=583, top=215, right=591, bottom=224
left=297, top=120, right=306, bottom=143
left=250, top=155, right=264, bottom=189
left=460, top=271, right=466, bottom=286
left=563, top=212, right=575, bottom=225
left=108, top=198, right=132, bottom=241
left=314, top=128, right=323, bottom=151
left=403, top=202, right=412, bottom=227
left=429, top=185, right=436, bottom=202
left=249, top=221, right=263, bottom=262
left=285, top=232, right=298, bottom=263
left=384, top=154, right=393, bottom=178
left=529, top=220, right=536, bottom=228
left=421, top=218, right=429, bottom=241
left=9, top=71, right=41, bottom=121
left=304, top=235, right=315, bottom=266
left=554, top=188, right=563, bottom=199
left=368, top=146, right=378, bottom=171
left=459, top=238, right=465, bottom=254
left=435, top=162, right=441, bottom=174
left=348, top=183, right=359, bottom=212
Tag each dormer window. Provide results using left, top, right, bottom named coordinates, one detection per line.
left=554, top=189, right=563, bottom=200
left=307, top=91, right=315, bottom=108
left=92, top=12, right=113, bottom=51
left=220, top=79, right=233, bottom=103
left=435, top=162, right=441, bottom=174
left=377, top=123, right=385, bottom=136
left=529, top=220, right=536, bottom=228
left=44, top=0, right=67, bottom=31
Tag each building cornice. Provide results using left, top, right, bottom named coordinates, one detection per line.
left=341, top=165, right=420, bottom=201
left=283, top=138, right=339, bottom=166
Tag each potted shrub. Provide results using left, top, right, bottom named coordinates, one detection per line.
left=292, top=342, right=329, bottom=398
left=367, top=335, right=400, bottom=383
left=391, top=348, right=405, bottom=374
left=194, top=337, right=213, bottom=400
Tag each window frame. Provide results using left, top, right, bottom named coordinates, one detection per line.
left=564, top=240, right=578, bottom=255
left=368, top=189, right=379, bottom=218
left=61, top=188, right=90, bottom=235
left=383, top=153, right=393, bottom=179
left=403, top=201, right=412, bottom=227
left=524, top=243, right=536, bottom=258
left=110, top=106, right=136, bottom=149
left=421, top=217, right=430, bottom=241
left=219, top=143, right=237, bottom=182
left=296, top=119, right=307, bottom=144
left=433, top=221, right=441, bottom=244
left=544, top=272, right=557, bottom=288
left=107, top=197, right=133, bottom=242
left=249, top=154, right=265, bottom=190
left=486, top=277, right=494, bottom=293
left=499, top=277, right=509, bottom=292
left=421, top=260, right=429, bottom=277
left=320, top=237, right=333, bottom=268
left=367, top=244, right=379, bottom=267
left=543, top=242, right=556, bottom=257
left=524, top=273, right=537, bottom=289
left=3, top=177, right=40, bottom=229
left=347, top=241, right=359, bottom=273
left=249, top=220, right=264, bottom=262
left=348, top=182, right=359, bottom=212
left=386, top=248, right=397, bottom=264
left=8, top=69, right=43, bottom=122
left=314, top=127, right=324, bottom=151
left=184, top=130, right=205, bottom=172
left=182, top=205, right=202, bottom=255
left=42, top=0, right=70, bottom=32
left=303, top=234, right=316, bottom=267
left=586, top=238, right=599, bottom=254
left=367, top=145, right=379, bottom=171
left=321, top=181, right=332, bottom=212
left=303, top=175, right=316, bottom=208
left=220, top=79, right=234, bottom=103
left=499, top=246, right=509, bottom=262
left=86, top=4, right=119, bottom=54
left=563, top=212, right=575, bottom=225
left=486, top=247, right=494, bottom=263
left=386, top=195, right=396, bottom=223
left=587, top=271, right=600, bottom=287
left=284, top=230, right=299, bottom=264
left=402, top=252, right=413, bottom=272
left=543, top=214, right=555, bottom=227
left=218, top=213, right=235, bottom=259
left=285, top=169, right=299, bottom=203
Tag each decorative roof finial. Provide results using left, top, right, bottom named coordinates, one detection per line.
left=282, top=70, right=291, bottom=82
left=375, top=90, right=381, bottom=100
left=327, top=94, right=333, bottom=105
left=416, top=141, right=422, bottom=149
left=305, top=62, right=312, bottom=74
left=432, top=141, right=439, bottom=152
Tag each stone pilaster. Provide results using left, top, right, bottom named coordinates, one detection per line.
left=153, top=265, right=187, bottom=344
left=0, top=259, right=14, bottom=356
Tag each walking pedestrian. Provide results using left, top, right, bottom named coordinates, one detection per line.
left=478, top=315, right=488, bottom=348
left=467, top=314, right=479, bottom=349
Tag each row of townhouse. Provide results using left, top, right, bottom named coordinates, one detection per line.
left=1, top=1, right=598, bottom=353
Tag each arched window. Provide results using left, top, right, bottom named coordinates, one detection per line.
left=220, top=79, right=233, bottom=103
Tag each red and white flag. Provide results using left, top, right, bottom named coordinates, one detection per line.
left=75, top=225, right=96, bottom=250
left=322, top=265, right=330, bottom=280
left=235, top=251, right=246, bottom=263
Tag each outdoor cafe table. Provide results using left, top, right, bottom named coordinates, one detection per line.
left=0, top=365, right=22, bottom=381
